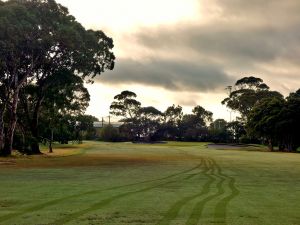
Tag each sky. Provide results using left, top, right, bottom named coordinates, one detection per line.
left=56, top=0, right=300, bottom=121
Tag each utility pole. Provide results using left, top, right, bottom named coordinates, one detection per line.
left=101, top=117, right=104, bottom=128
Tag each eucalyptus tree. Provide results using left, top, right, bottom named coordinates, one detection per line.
left=110, top=91, right=141, bottom=140
left=137, top=106, right=163, bottom=141
left=18, top=69, right=90, bottom=154
left=247, top=90, right=300, bottom=152
left=0, top=0, right=115, bottom=155
left=277, top=89, right=300, bottom=151
left=178, top=105, right=213, bottom=141
left=161, top=105, right=183, bottom=140
left=247, top=97, right=285, bottom=151
left=222, top=77, right=282, bottom=122
left=192, top=105, right=213, bottom=125
left=110, top=91, right=141, bottom=120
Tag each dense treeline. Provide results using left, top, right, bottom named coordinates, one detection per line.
left=107, top=90, right=239, bottom=143
left=0, top=0, right=115, bottom=156
left=247, top=90, right=300, bottom=151
left=108, top=76, right=300, bottom=152
left=223, top=77, right=300, bottom=152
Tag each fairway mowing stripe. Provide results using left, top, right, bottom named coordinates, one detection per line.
left=0, top=159, right=204, bottom=223
left=156, top=159, right=213, bottom=225
left=50, top=161, right=206, bottom=225
left=185, top=159, right=226, bottom=225
left=211, top=159, right=240, bottom=225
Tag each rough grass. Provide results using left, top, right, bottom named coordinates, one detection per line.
left=0, top=141, right=299, bottom=225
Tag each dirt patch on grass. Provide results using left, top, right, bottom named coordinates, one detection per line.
left=0, top=151, right=199, bottom=169
left=0, top=142, right=203, bottom=169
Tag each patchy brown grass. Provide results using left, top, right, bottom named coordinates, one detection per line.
left=0, top=142, right=199, bottom=169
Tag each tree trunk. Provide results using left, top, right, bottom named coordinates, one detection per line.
left=30, top=128, right=41, bottom=154
left=30, top=118, right=38, bottom=156
left=29, top=97, right=43, bottom=154
left=4, top=88, right=20, bottom=155
left=0, top=112, right=5, bottom=152
left=0, top=102, right=8, bottom=155
left=49, top=128, right=53, bottom=153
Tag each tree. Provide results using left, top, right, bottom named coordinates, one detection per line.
left=247, top=90, right=300, bottom=152
left=278, top=90, right=300, bottom=151
left=192, top=105, right=213, bottom=124
left=76, top=115, right=99, bottom=141
left=209, top=119, right=230, bottom=143
left=0, top=0, right=115, bottom=155
left=137, top=106, right=163, bottom=141
left=110, top=91, right=141, bottom=119
left=160, top=105, right=183, bottom=140
left=164, top=105, right=183, bottom=124
left=178, top=105, right=212, bottom=141
left=18, top=69, right=90, bottom=154
left=247, top=97, right=285, bottom=151
left=226, top=121, right=246, bottom=142
left=110, top=91, right=141, bottom=140
left=222, top=76, right=282, bottom=122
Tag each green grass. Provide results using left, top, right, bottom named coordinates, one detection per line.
left=0, top=141, right=299, bottom=225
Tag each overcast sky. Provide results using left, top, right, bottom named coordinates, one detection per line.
left=56, top=0, right=300, bottom=121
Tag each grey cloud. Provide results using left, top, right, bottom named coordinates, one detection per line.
left=97, top=58, right=234, bottom=92
left=136, top=23, right=300, bottom=67
left=98, top=0, right=300, bottom=94
left=213, top=0, right=300, bottom=24
left=130, top=0, right=300, bottom=94
left=135, top=0, right=300, bottom=67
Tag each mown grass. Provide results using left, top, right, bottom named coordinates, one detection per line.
left=0, top=141, right=299, bottom=225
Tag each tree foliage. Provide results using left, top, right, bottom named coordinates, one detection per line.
left=110, top=92, right=214, bottom=142
left=0, top=0, right=115, bottom=155
left=178, top=105, right=212, bottom=142
left=247, top=90, right=300, bottom=151
left=110, top=91, right=141, bottom=119
left=222, top=76, right=282, bottom=121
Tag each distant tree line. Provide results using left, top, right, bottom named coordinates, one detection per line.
left=107, top=76, right=300, bottom=152
left=0, top=0, right=115, bottom=156
left=105, top=91, right=236, bottom=143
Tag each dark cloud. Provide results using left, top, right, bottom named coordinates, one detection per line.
left=98, top=58, right=234, bottom=92
left=136, top=21, right=300, bottom=68
left=137, top=25, right=291, bottom=64
left=98, top=0, right=300, bottom=94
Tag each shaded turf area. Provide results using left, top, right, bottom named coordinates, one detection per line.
left=0, top=141, right=299, bottom=225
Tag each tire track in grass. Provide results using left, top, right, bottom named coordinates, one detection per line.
left=211, top=159, right=240, bottom=225
left=0, top=159, right=204, bottom=223
left=156, top=159, right=214, bottom=225
left=185, top=159, right=226, bottom=225
left=50, top=160, right=205, bottom=225
left=183, top=173, right=199, bottom=180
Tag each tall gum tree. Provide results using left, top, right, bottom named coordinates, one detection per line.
left=222, top=76, right=282, bottom=122
left=110, top=91, right=141, bottom=140
left=0, top=0, right=115, bottom=156
left=18, top=69, right=90, bottom=154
